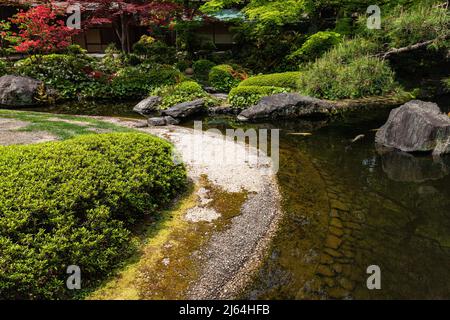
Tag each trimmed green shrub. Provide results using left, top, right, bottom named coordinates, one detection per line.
left=151, top=80, right=214, bottom=109
left=238, top=71, right=301, bottom=89
left=193, top=59, right=216, bottom=78
left=208, top=64, right=246, bottom=92
left=287, top=31, right=342, bottom=64
left=228, top=85, right=288, bottom=109
left=0, top=133, right=186, bottom=299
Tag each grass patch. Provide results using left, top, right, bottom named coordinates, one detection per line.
left=0, top=109, right=134, bottom=140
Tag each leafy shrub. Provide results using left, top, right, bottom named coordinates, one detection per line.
left=132, top=35, right=156, bottom=56
left=443, top=78, right=450, bottom=92
left=64, top=44, right=87, bottom=55
left=208, top=64, right=247, bottom=92
left=228, top=85, right=288, bottom=109
left=298, top=42, right=397, bottom=100
left=133, top=36, right=177, bottom=65
left=0, top=133, right=187, bottom=299
left=15, top=54, right=98, bottom=99
left=151, top=80, right=214, bottom=109
left=0, top=60, right=6, bottom=76
left=108, top=64, right=182, bottom=100
left=100, top=44, right=127, bottom=74
left=193, top=59, right=216, bottom=78
left=238, top=71, right=301, bottom=89
left=287, top=31, right=342, bottom=64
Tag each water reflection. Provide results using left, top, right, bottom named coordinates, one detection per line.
left=377, top=146, right=450, bottom=182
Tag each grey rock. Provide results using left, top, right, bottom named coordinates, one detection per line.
left=164, top=116, right=180, bottom=125
left=237, top=93, right=335, bottom=122
left=147, top=116, right=180, bottom=127
left=211, top=93, right=228, bottom=101
left=208, top=105, right=240, bottom=116
left=162, top=98, right=206, bottom=119
left=133, top=96, right=161, bottom=116
left=204, top=86, right=219, bottom=94
left=375, top=100, right=450, bottom=156
left=148, top=117, right=167, bottom=126
left=0, top=75, right=43, bottom=106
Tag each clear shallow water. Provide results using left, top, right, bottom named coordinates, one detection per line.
left=6, top=98, right=450, bottom=299
left=192, top=103, right=450, bottom=300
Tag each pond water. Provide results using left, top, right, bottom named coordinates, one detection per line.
left=20, top=100, right=143, bottom=118
left=4, top=98, right=450, bottom=300
left=187, top=100, right=450, bottom=300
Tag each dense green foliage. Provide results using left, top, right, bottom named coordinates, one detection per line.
left=108, top=64, right=182, bottom=100
left=298, top=38, right=398, bottom=99
left=193, top=59, right=216, bottom=79
left=287, top=31, right=342, bottom=64
left=133, top=35, right=177, bottom=65
left=238, top=71, right=302, bottom=89
left=15, top=54, right=98, bottom=99
left=360, top=3, right=450, bottom=49
left=14, top=54, right=182, bottom=100
left=209, top=64, right=247, bottom=92
left=0, top=60, right=6, bottom=76
left=229, top=85, right=288, bottom=109
left=0, top=133, right=186, bottom=299
left=151, top=80, right=213, bottom=109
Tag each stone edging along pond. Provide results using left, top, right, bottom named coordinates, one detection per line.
left=91, top=117, right=283, bottom=299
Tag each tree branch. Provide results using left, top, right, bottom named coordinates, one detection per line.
left=376, top=35, right=449, bottom=59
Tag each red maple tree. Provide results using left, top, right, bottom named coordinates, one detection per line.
left=8, top=3, right=79, bottom=55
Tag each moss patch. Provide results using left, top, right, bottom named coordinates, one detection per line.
left=88, top=176, right=249, bottom=300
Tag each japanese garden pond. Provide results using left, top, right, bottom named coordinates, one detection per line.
left=6, top=97, right=450, bottom=300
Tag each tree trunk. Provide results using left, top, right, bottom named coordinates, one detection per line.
left=120, top=14, right=127, bottom=53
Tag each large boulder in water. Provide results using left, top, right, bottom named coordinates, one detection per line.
left=0, top=75, right=43, bottom=106
left=161, top=98, right=206, bottom=119
left=133, top=96, right=162, bottom=116
left=375, top=100, right=450, bottom=156
left=237, top=93, right=336, bottom=122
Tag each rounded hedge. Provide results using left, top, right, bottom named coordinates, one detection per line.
left=151, top=80, right=210, bottom=109
left=208, top=64, right=243, bottom=93
left=0, top=133, right=186, bottom=299
left=238, top=71, right=302, bottom=89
